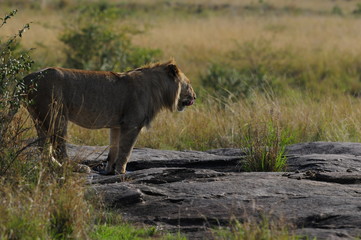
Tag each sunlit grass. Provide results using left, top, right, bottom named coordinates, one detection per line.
left=91, top=224, right=158, bottom=240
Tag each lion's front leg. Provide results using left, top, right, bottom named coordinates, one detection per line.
left=114, top=125, right=142, bottom=174
left=100, top=128, right=120, bottom=175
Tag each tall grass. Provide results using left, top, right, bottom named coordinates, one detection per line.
left=0, top=171, right=91, bottom=239
left=0, top=103, right=91, bottom=239
left=66, top=93, right=361, bottom=150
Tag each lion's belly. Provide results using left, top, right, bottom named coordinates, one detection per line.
left=68, top=107, right=121, bottom=129
left=65, top=88, right=124, bottom=129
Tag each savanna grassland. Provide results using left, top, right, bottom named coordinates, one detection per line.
left=2, top=0, right=361, bottom=239
left=3, top=0, right=361, bottom=150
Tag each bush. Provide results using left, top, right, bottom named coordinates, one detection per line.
left=352, top=3, right=361, bottom=15
left=201, top=39, right=292, bottom=100
left=0, top=10, right=34, bottom=177
left=331, top=5, right=343, bottom=16
left=60, top=3, right=161, bottom=72
left=201, top=63, right=273, bottom=100
left=202, top=38, right=361, bottom=98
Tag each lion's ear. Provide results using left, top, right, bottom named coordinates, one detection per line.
left=167, top=64, right=180, bottom=78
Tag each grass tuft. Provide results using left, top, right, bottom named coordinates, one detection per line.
left=242, top=120, right=292, bottom=172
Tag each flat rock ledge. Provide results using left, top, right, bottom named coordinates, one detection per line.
left=68, top=142, right=361, bottom=240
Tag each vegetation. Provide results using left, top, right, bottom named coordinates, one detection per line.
left=0, top=10, right=33, bottom=177
left=91, top=225, right=156, bottom=240
left=60, top=2, right=161, bottom=71
left=90, top=211, right=176, bottom=240
left=0, top=11, right=93, bottom=239
left=2, top=0, right=361, bottom=238
left=212, top=216, right=301, bottom=240
left=242, top=119, right=291, bottom=172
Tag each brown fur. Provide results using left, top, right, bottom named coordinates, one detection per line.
left=24, top=60, right=196, bottom=174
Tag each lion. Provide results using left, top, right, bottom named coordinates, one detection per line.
left=24, top=60, right=196, bottom=175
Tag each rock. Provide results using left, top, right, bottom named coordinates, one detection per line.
left=286, top=141, right=361, bottom=186
left=68, top=142, right=361, bottom=239
left=286, top=153, right=361, bottom=173
left=92, top=183, right=144, bottom=207
left=68, top=144, right=242, bottom=172
left=286, top=141, right=361, bottom=156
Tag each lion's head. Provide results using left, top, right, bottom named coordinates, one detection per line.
left=177, top=71, right=196, bottom=112
left=165, top=61, right=196, bottom=112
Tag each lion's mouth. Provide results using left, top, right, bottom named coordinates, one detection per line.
left=182, top=99, right=194, bottom=106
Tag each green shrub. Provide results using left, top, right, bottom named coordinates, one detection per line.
left=2, top=0, right=82, bottom=10
left=201, top=63, right=273, bottom=100
left=331, top=5, right=343, bottom=16
left=352, top=3, right=361, bottom=15
left=201, top=39, right=292, bottom=99
left=60, top=3, right=161, bottom=71
left=0, top=10, right=33, bottom=136
left=203, top=38, right=361, bottom=98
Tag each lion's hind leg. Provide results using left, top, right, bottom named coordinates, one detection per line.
left=27, top=102, right=69, bottom=163
left=27, top=105, right=48, bottom=153
left=33, top=119, right=48, bottom=152
left=50, top=115, right=68, bottom=161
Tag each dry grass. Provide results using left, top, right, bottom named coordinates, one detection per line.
left=0, top=174, right=91, bottom=239
left=132, top=14, right=361, bottom=87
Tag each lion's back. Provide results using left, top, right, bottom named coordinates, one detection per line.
left=25, top=67, right=134, bottom=128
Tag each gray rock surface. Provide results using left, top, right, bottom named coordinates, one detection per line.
left=68, top=142, right=361, bottom=239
